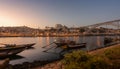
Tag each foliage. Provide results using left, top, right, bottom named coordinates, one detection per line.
left=62, top=50, right=110, bottom=69
left=62, top=51, right=87, bottom=69
left=88, top=55, right=110, bottom=69
left=104, top=47, right=120, bottom=60
left=103, top=47, right=120, bottom=69
left=62, top=46, right=120, bottom=69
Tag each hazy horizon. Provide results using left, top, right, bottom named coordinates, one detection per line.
left=0, top=0, right=120, bottom=28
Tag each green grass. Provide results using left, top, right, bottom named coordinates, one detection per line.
left=62, top=46, right=120, bottom=69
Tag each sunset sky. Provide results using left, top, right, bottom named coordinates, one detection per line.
left=0, top=0, right=120, bottom=28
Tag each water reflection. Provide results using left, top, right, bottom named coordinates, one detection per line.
left=97, top=36, right=101, bottom=47
left=46, top=37, right=50, bottom=45
left=0, top=36, right=111, bottom=65
left=8, top=55, right=24, bottom=60
left=0, top=55, right=24, bottom=60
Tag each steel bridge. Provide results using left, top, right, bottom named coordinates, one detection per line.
left=83, top=19, right=120, bottom=34
left=84, top=19, right=120, bottom=28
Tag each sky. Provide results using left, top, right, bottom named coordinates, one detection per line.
left=0, top=0, right=120, bottom=29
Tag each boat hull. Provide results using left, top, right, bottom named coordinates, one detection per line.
left=54, top=42, right=67, bottom=47
left=6, top=43, right=36, bottom=48
left=22, top=43, right=36, bottom=48
left=0, top=46, right=26, bottom=58
left=55, top=42, right=86, bottom=49
left=67, top=43, right=86, bottom=49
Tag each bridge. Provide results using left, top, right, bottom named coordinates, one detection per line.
left=82, top=19, right=120, bottom=34
left=84, top=19, right=120, bottom=28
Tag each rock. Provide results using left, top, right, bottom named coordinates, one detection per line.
left=0, top=58, right=9, bottom=69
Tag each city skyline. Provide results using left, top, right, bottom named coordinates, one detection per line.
left=0, top=0, right=120, bottom=28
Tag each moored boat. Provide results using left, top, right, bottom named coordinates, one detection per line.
left=5, top=43, right=36, bottom=48
left=54, top=39, right=86, bottom=49
left=22, top=43, right=36, bottom=48
left=54, top=42, right=67, bottom=47
left=0, top=46, right=26, bottom=58
left=60, top=43, right=86, bottom=49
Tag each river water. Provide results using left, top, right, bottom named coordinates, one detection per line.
left=0, top=36, right=115, bottom=65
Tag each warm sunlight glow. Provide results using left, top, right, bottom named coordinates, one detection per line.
left=0, top=16, right=16, bottom=26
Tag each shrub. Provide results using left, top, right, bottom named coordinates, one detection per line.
left=88, top=55, right=110, bottom=69
left=104, top=47, right=120, bottom=60
left=62, top=50, right=110, bottom=69
left=62, top=50, right=90, bottom=69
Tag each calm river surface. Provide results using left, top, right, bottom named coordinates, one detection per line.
left=0, top=36, right=115, bottom=65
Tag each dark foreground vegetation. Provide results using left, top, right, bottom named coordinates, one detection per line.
left=62, top=46, right=120, bottom=69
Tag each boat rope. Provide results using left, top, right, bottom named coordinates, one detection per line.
left=42, top=42, right=55, bottom=48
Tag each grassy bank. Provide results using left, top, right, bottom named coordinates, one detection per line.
left=62, top=45, right=120, bottom=69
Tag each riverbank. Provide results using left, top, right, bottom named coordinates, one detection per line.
left=33, top=44, right=120, bottom=69
left=89, top=43, right=120, bottom=54
left=0, top=33, right=120, bottom=37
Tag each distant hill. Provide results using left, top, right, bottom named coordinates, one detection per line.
left=0, top=26, right=42, bottom=37
left=0, top=26, right=36, bottom=33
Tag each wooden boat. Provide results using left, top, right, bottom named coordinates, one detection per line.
left=61, top=43, right=86, bottom=49
left=43, top=39, right=86, bottom=52
left=5, top=43, right=36, bottom=48
left=54, top=39, right=75, bottom=47
left=54, top=39, right=86, bottom=49
left=54, top=42, right=67, bottom=47
left=0, top=46, right=26, bottom=57
left=20, top=43, right=36, bottom=48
